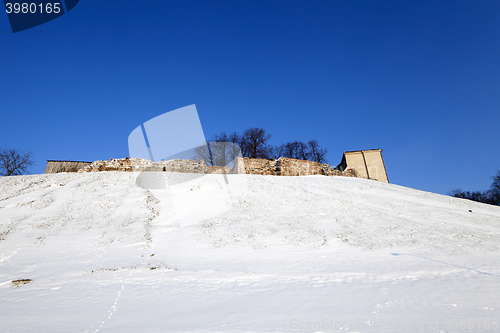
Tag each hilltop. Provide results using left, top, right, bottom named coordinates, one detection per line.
left=1, top=172, right=499, bottom=332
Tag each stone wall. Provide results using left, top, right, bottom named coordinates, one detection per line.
left=158, top=159, right=209, bottom=174
left=277, top=158, right=323, bottom=176
left=79, top=158, right=152, bottom=172
left=55, top=156, right=362, bottom=180
left=230, top=157, right=246, bottom=174
left=45, top=160, right=92, bottom=174
left=78, top=158, right=210, bottom=173
left=209, top=166, right=233, bottom=174
left=241, top=158, right=277, bottom=176
left=322, top=163, right=359, bottom=178
left=237, top=157, right=362, bottom=178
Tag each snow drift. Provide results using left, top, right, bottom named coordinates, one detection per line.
left=1, top=172, right=499, bottom=332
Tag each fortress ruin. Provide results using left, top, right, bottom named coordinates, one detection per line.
left=44, top=149, right=389, bottom=183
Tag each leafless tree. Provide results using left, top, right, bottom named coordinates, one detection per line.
left=209, top=142, right=241, bottom=167
left=449, top=170, right=500, bottom=206
left=194, top=140, right=242, bottom=168
left=272, top=140, right=327, bottom=163
left=492, top=170, right=500, bottom=204
left=212, top=129, right=272, bottom=159
left=0, top=148, right=34, bottom=176
left=194, top=144, right=212, bottom=166
left=211, top=132, right=244, bottom=164
left=212, top=132, right=242, bottom=146
left=306, top=140, right=328, bottom=163
left=241, top=127, right=272, bottom=159
left=274, top=141, right=308, bottom=160
left=212, top=128, right=328, bottom=163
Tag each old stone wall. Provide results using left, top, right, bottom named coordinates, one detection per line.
left=45, top=161, right=92, bottom=174
left=322, top=163, right=359, bottom=178
left=54, top=156, right=363, bottom=180
left=236, top=157, right=363, bottom=179
left=241, top=158, right=277, bottom=176
left=78, top=158, right=210, bottom=173
left=157, top=159, right=210, bottom=173
left=230, top=157, right=246, bottom=174
left=79, top=158, right=152, bottom=172
left=209, top=166, right=233, bottom=174
left=277, top=158, right=323, bottom=176
left=79, top=157, right=211, bottom=173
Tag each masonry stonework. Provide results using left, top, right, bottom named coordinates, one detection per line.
left=45, top=161, right=92, bottom=174
left=48, top=156, right=363, bottom=180
left=78, top=158, right=210, bottom=174
left=240, top=158, right=276, bottom=176
left=238, top=157, right=361, bottom=178
left=277, top=158, right=323, bottom=176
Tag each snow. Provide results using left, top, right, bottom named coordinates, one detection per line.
left=1, top=172, right=499, bottom=332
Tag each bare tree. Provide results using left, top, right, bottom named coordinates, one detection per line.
left=272, top=140, right=328, bottom=163
left=449, top=189, right=493, bottom=204
left=275, top=141, right=308, bottom=160
left=210, top=142, right=242, bottom=167
left=490, top=170, right=500, bottom=205
left=0, top=148, right=34, bottom=176
left=212, top=129, right=328, bottom=163
left=212, top=132, right=242, bottom=146
left=450, top=170, right=500, bottom=206
left=195, top=133, right=243, bottom=169
left=208, top=132, right=244, bottom=166
left=307, top=140, right=328, bottom=163
left=241, top=127, right=272, bottom=159
left=194, top=144, right=213, bottom=166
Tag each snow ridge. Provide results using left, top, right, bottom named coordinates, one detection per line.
left=1, top=172, right=499, bottom=332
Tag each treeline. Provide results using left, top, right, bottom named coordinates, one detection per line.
left=450, top=171, right=500, bottom=206
left=211, top=127, right=328, bottom=163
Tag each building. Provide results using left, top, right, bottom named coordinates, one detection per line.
left=335, top=149, right=389, bottom=183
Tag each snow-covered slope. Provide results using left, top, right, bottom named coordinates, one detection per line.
left=1, top=172, right=499, bottom=332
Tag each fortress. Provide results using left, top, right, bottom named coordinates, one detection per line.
left=45, top=149, right=389, bottom=183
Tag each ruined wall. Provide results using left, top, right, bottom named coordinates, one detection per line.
left=45, top=161, right=92, bottom=174
left=209, top=166, right=233, bottom=174
left=277, top=158, right=323, bottom=176
left=79, top=158, right=210, bottom=173
left=230, top=157, right=246, bottom=174
left=236, top=157, right=362, bottom=179
left=79, top=158, right=152, bottom=172
left=158, top=159, right=209, bottom=174
left=60, top=156, right=363, bottom=180
left=241, top=158, right=277, bottom=176
left=322, top=163, right=359, bottom=178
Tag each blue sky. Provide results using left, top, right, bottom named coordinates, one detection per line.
left=1, top=0, right=499, bottom=195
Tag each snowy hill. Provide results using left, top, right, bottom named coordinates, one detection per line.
left=1, top=172, right=499, bottom=332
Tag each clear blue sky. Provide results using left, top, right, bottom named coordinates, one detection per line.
left=1, top=0, right=499, bottom=195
